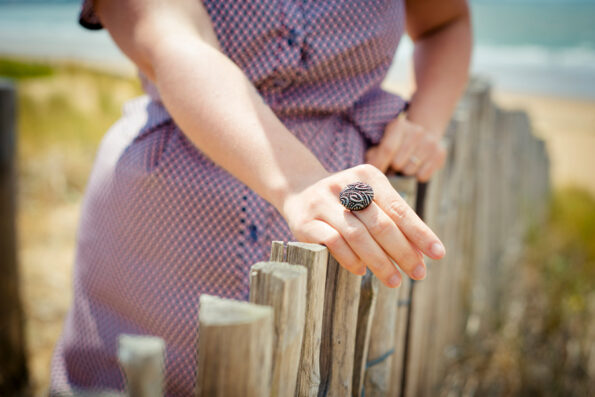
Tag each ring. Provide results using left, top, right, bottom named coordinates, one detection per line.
left=340, top=182, right=374, bottom=211
left=409, top=155, right=420, bottom=165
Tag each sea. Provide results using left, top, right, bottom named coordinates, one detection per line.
left=1, top=0, right=594, bottom=99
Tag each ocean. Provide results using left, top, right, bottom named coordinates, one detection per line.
left=1, top=0, right=594, bottom=99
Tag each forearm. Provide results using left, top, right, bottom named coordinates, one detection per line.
left=150, top=36, right=328, bottom=211
left=95, top=0, right=328, bottom=213
left=407, top=12, right=472, bottom=136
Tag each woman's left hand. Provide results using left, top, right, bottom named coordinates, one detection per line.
left=365, top=115, right=446, bottom=182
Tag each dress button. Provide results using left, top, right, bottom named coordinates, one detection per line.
left=272, top=77, right=292, bottom=91
left=287, top=28, right=299, bottom=46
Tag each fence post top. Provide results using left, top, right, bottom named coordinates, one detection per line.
left=199, top=294, right=273, bottom=326
left=251, top=261, right=307, bottom=277
left=117, top=334, right=165, bottom=358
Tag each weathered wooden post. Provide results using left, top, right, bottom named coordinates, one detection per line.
left=117, top=335, right=165, bottom=397
left=196, top=295, right=273, bottom=397
left=270, top=242, right=328, bottom=396
left=361, top=175, right=416, bottom=397
left=271, top=241, right=362, bottom=396
left=319, top=255, right=362, bottom=396
left=0, top=79, right=29, bottom=396
left=352, top=272, right=378, bottom=396
left=249, top=261, right=307, bottom=397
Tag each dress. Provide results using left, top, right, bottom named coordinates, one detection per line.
left=50, top=1, right=407, bottom=395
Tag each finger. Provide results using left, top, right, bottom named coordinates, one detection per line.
left=400, top=140, right=434, bottom=175
left=400, top=155, right=423, bottom=176
left=391, top=123, right=423, bottom=170
left=416, top=145, right=446, bottom=182
left=299, top=219, right=366, bottom=276
left=366, top=118, right=404, bottom=172
left=322, top=207, right=402, bottom=288
left=352, top=202, right=427, bottom=280
left=365, top=171, right=446, bottom=260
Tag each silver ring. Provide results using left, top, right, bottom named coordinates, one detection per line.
left=340, top=182, right=374, bottom=211
left=409, top=155, right=420, bottom=165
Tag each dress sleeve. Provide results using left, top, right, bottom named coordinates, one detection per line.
left=79, top=0, right=103, bottom=30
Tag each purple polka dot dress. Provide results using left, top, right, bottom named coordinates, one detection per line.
left=50, top=1, right=407, bottom=395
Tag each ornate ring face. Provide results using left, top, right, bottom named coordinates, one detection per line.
left=339, top=182, right=374, bottom=211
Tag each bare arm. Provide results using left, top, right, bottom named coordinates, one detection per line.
left=406, top=0, right=472, bottom=136
left=95, top=0, right=446, bottom=286
left=95, top=0, right=326, bottom=211
left=367, top=0, right=472, bottom=181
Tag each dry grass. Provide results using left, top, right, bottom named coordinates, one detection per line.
left=2, top=57, right=141, bottom=396
left=440, top=189, right=595, bottom=397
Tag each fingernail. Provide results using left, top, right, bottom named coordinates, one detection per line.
left=357, top=267, right=367, bottom=276
left=431, top=242, right=446, bottom=258
left=412, top=265, right=426, bottom=280
left=388, top=274, right=401, bottom=287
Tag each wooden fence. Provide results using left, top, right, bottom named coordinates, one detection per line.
left=1, top=77, right=550, bottom=396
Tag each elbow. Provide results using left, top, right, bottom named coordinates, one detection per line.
left=409, top=4, right=472, bottom=44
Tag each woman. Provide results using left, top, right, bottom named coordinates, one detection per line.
left=50, top=0, right=471, bottom=395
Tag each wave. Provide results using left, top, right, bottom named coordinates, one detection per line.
left=388, top=38, right=595, bottom=99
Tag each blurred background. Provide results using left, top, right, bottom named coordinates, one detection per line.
left=0, top=0, right=593, bottom=396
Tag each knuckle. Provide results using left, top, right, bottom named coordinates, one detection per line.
left=388, top=199, right=410, bottom=221
left=344, top=225, right=365, bottom=243
left=368, top=218, right=393, bottom=236
left=366, top=261, right=384, bottom=273
left=341, top=259, right=363, bottom=273
left=378, top=143, right=393, bottom=159
left=321, top=231, right=342, bottom=250
left=410, top=125, right=424, bottom=137
left=391, top=158, right=404, bottom=171
left=355, top=163, right=381, bottom=179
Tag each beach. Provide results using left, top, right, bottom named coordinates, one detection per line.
left=494, top=91, right=595, bottom=195
left=2, top=0, right=595, bottom=395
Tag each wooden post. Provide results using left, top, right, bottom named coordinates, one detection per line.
left=319, top=255, right=361, bottom=396
left=352, top=272, right=379, bottom=396
left=196, top=295, right=273, bottom=397
left=249, top=261, right=307, bottom=397
left=362, top=175, right=416, bottom=397
left=117, top=335, right=165, bottom=397
left=271, top=241, right=328, bottom=396
left=0, top=79, right=29, bottom=396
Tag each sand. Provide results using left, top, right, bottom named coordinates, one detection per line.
left=493, top=91, right=595, bottom=195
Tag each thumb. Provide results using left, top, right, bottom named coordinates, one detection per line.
left=365, top=146, right=390, bottom=173
left=366, top=116, right=404, bottom=172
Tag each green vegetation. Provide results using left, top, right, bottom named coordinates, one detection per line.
left=1, top=57, right=142, bottom=203
left=0, top=58, right=54, bottom=79
left=442, top=189, right=595, bottom=396
left=518, top=188, right=595, bottom=396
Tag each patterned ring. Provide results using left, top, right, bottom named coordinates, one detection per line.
left=339, top=182, right=374, bottom=211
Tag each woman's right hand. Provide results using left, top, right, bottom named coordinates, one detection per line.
left=281, top=164, right=446, bottom=288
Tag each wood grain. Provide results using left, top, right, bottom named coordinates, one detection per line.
left=117, top=334, right=165, bottom=397
left=249, top=261, right=307, bottom=397
left=352, top=272, right=379, bottom=396
left=197, top=294, right=273, bottom=397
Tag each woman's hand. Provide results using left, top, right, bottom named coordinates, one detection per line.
left=281, top=164, right=446, bottom=288
left=365, top=115, right=446, bottom=182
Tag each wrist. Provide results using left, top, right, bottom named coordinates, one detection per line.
left=269, top=165, right=330, bottom=217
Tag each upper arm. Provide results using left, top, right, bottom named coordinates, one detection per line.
left=93, top=0, right=220, bottom=79
left=405, top=0, right=470, bottom=42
